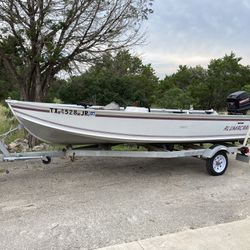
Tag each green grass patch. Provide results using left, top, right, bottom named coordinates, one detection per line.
left=112, top=144, right=146, bottom=151
left=0, top=104, right=25, bottom=144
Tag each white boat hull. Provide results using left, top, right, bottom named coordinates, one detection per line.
left=6, top=100, right=250, bottom=145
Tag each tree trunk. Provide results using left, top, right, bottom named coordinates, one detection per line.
left=20, top=86, right=28, bottom=101
left=20, top=70, right=46, bottom=147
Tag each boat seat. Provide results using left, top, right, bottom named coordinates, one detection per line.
left=125, top=107, right=149, bottom=112
left=103, top=102, right=120, bottom=110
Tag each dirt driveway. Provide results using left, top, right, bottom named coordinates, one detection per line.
left=0, top=155, right=250, bottom=250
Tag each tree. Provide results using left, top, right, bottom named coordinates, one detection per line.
left=156, top=87, right=195, bottom=109
left=156, top=65, right=205, bottom=109
left=156, top=53, right=250, bottom=110
left=59, top=50, right=158, bottom=106
left=0, top=0, right=153, bottom=102
left=0, top=61, right=19, bottom=102
left=0, top=36, right=21, bottom=102
left=205, top=53, right=250, bottom=109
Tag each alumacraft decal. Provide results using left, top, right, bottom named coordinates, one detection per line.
left=49, top=108, right=96, bottom=116
left=224, top=125, right=249, bottom=131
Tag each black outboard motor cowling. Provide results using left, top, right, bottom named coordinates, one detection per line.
left=227, top=91, right=250, bottom=115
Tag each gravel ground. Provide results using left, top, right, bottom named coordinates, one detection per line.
left=0, top=155, right=250, bottom=250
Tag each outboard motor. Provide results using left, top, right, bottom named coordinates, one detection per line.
left=227, top=91, right=250, bottom=115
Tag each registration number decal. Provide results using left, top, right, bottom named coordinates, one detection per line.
left=49, top=108, right=96, bottom=117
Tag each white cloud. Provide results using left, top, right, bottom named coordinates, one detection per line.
left=243, top=0, right=250, bottom=9
left=144, top=52, right=210, bottom=65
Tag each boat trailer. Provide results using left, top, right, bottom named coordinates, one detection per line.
left=0, top=126, right=250, bottom=176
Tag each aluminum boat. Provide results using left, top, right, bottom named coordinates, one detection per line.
left=6, top=99, right=250, bottom=145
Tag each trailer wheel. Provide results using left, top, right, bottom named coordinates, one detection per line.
left=206, top=151, right=228, bottom=176
left=42, top=156, right=51, bottom=165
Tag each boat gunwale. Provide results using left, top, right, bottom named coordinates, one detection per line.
left=9, top=103, right=250, bottom=122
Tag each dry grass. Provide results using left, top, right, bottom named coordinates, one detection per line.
left=0, top=105, right=10, bottom=133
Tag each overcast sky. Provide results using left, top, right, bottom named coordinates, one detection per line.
left=136, top=0, right=250, bottom=78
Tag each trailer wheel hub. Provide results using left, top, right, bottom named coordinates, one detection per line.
left=213, top=155, right=227, bottom=173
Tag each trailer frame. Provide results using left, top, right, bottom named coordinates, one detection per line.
left=0, top=126, right=250, bottom=176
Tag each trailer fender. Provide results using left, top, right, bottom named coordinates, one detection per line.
left=202, top=145, right=230, bottom=159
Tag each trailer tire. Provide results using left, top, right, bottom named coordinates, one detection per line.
left=206, top=151, right=228, bottom=176
left=42, top=156, right=51, bottom=165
